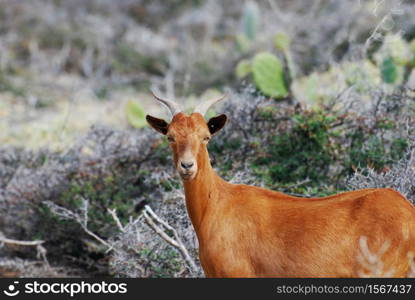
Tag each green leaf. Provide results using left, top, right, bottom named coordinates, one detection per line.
left=125, top=100, right=146, bottom=128
left=252, top=52, right=288, bottom=98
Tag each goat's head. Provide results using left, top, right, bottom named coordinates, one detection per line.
left=146, top=92, right=227, bottom=180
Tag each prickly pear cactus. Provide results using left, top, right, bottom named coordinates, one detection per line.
left=252, top=52, right=288, bottom=98
left=274, top=32, right=296, bottom=79
left=292, top=60, right=381, bottom=109
left=242, top=1, right=259, bottom=41
left=125, top=100, right=146, bottom=128
left=235, top=34, right=252, bottom=53
left=374, top=34, right=410, bottom=85
left=381, top=35, right=411, bottom=66
left=410, top=39, right=415, bottom=67
left=235, top=59, right=252, bottom=79
left=274, top=32, right=291, bottom=52
left=381, top=56, right=398, bottom=84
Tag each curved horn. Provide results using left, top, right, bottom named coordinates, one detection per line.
left=194, top=93, right=227, bottom=116
left=151, top=90, right=181, bottom=117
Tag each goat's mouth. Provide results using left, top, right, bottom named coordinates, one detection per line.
left=179, top=171, right=196, bottom=180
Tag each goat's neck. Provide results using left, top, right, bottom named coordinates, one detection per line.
left=183, top=146, right=222, bottom=234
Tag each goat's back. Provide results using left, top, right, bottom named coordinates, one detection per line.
left=200, top=187, right=415, bottom=277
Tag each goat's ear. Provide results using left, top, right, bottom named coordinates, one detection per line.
left=146, top=115, right=169, bottom=135
left=207, top=114, right=227, bottom=135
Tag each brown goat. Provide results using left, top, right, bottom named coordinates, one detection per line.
left=146, top=92, right=415, bottom=277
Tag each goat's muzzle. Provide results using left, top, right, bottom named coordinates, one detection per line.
left=178, top=160, right=197, bottom=180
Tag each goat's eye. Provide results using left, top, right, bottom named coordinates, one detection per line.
left=167, top=136, right=175, bottom=142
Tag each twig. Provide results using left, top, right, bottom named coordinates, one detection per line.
left=0, top=233, right=50, bottom=268
left=143, top=205, right=198, bottom=274
left=43, top=200, right=119, bottom=254
left=283, top=178, right=311, bottom=190
left=0, top=236, right=44, bottom=246
left=108, top=208, right=125, bottom=232
left=81, top=224, right=116, bottom=253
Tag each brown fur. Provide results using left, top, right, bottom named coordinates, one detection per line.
left=147, top=112, right=415, bottom=277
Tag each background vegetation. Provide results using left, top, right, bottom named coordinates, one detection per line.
left=0, top=0, right=414, bottom=277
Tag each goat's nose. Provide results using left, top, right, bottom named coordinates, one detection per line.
left=181, top=161, right=194, bottom=170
